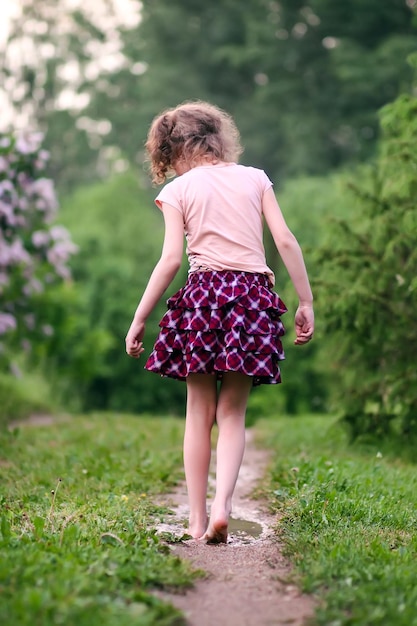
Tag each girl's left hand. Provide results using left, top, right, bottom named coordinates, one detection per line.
left=294, top=306, right=314, bottom=345
left=125, top=320, right=146, bottom=358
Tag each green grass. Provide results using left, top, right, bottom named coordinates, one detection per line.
left=0, top=372, right=56, bottom=428
left=4, top=411, right=417, bottom=626
left=0, top=413, right=197, bottom=626
left=257, top=415, right=417, bottom=626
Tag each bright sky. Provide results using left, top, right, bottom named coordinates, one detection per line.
left=0, top=0, right=140, bottom=45
left=0, top=0, right=141, bottom=130
left=0, top=0, right=20, bottom=46
left=0, top=2, right=20, bottom=129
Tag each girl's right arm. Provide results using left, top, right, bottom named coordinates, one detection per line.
left=125, top=203, right=184, bottom=357
left=262, top=187, right=314, bottom=345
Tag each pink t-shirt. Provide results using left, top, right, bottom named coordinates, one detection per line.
left=155, top=162, right=275, bottom=285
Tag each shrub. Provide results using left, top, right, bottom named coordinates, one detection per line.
left=0, top=132, right=76, bottom=366
left=315, top=54, right=417, bottom=437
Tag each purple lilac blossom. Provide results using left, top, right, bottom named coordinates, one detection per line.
left=15, top=132, right=44, bottom=155
left=32, top=230, right=51, bottom=247
left=0, top=130, right=77, bottom=341
left=0, top=313, right=17, bottom=335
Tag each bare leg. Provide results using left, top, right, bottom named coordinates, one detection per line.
left=204, top=372, right=252, bottom=544
left=184, top=373, right=217, bottom=539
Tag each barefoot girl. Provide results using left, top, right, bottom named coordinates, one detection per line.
left=125, top=101, right=314, bottom=543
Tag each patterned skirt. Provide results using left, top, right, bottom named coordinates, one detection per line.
left=145, top=270, right=287, bottom=385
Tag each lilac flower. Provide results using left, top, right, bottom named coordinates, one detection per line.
left=17, top=172, right=32, bottom=191
left=0, top=200, right=16, bottom=226
left=30, top=178, right=58, bottom=213
left=6, top=239, right=31, bottom=266
left=0, top=313, right=17, bottom=335
left=35, top=198, right=48, bottom=211
left=15, top=132, right=44, bottom=155
left=0, top=156, right=9, bottom=173
left=32, top=230, right=51, bottom=248
left=49, top=225, right=71, bottom=241
left=0, top=130, right=77, bottom=341
left=34, top=150, right=50, bottom=171
left=0, top=240, right=31, bottom=272
left=47, top=239, right=79, bottom=265
left=54, top=265, right=71, bottom=280
left=0, top=180, right=16, bottom=196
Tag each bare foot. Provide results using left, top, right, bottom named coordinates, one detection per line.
left=188, top=516, right=208, bottom=540
left=203, top=513, right=229, bottom=544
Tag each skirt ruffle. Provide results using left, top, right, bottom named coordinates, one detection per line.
left=145, top=270, right=287, bottom=385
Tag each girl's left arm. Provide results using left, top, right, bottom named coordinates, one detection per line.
left=125, top=203, right=184, bottom=358
left=262, top=188, right=314, bottom=345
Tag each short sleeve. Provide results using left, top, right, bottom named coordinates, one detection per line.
left=260, top=169, right=274, bottom=194
left=155, top=179, right=183, bottom=214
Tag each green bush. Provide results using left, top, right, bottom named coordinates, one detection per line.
left=315, top=54, right=417, bottom=437
left=38, top=170, right=187, bottom=414
left=253, top=172, right=355, bottom=417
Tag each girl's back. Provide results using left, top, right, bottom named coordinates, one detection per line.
left=156, top=162, right=273, bottom=279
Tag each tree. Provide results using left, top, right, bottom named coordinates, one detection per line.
left=0, top=0, right=141, bottom=191
left=1, top=0, right=415, bottom=189
left=315, top=53, right=417, bottom=437
left=96, top=0, right=417, bottom=178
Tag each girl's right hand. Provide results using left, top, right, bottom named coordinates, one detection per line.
left=294, top=305, right=314, bottom=345
left=125, top=320, right=146, bottom=358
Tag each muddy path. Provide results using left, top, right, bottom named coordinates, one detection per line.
left=156, top=429, right=316, bottom=626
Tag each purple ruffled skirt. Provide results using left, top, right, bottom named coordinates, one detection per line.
left=145, top=270, right=287, bottom=385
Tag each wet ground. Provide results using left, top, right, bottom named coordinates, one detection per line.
left=228, top=517, right=263, bottom=542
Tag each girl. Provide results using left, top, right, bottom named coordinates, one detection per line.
left=125, top=101, right=314, bottom=544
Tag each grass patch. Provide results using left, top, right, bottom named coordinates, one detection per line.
left=0, top=372, right=55, bottom=428
left=257, top=415, right=417, bottom=626
left=0, top=413, right=197, bottom=626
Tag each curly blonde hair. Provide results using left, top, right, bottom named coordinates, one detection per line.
left=145, top=100, right=243, bottom=184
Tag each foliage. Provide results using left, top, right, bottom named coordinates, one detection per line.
left=259, top=414, right=417, bottom=626
left=37, top=170, right=187, bottom=414
left=314, top=55, right=417, bottom=437
left=0, top=131, right=77, bottom=368
left=0, top=413, right=197, bottom=626
left=1, top=1, right=416, bottom=190
left=251, top=173, right=355, bottom=417
left=2, top=2, right=416, bottom=417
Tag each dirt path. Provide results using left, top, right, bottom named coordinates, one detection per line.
left=156, top=429, right=316, bottom=626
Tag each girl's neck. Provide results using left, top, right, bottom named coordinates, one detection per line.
left=174, top=157, right=225, bottom=176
